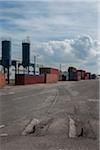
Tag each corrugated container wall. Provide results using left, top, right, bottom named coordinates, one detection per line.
left=81, top=70, right=86, bottom=80
left=77, top=70, right=81, bottom=81
left=39, top=67, right=59, bottom=75
left=0, top=73, right=5, bottom=88
left=15, top=74, right=45, bottom=85
left=45, top=74, right=58, bottom=83
left=85, top=72, right=91, bottom=80
left=68, top=67, right=77, bottom=81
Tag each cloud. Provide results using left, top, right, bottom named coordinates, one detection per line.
left=71, top=35, right=94, bottom=59
left=0, top=1, right=99, bottom=73
left=30, top=35, right=99, bottom=73
left=0, top=1, right=98, bottom=41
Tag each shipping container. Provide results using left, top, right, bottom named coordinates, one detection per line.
left=39, top=67, right=59, bottom=75
left=77, top=70, right=86, bottom=80
left=76, top=71, right=81, bottom=81
left=68, top=67, right=77, bottom=72
left=81, top=70, right=86, bottom=80
left=68, top=69, right=81, bottom=81
left=15, top=74, right=45, bottom=85
left=68, top=67, right=77, bottom=81
left=45, top=74, right=58, bottom=83
left=85, top=72, right=91, bottom=80
left=68, top=71, right=77, bottom=81
left=0, top=73, right=5, bottom=88
left=15, top=73, right=58, bottom=85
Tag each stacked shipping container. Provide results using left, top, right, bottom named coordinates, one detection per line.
left=85, top=72, right=91, bottom=80
left=77, top=70, right=86, bottom=80
left=68, top=67, right=79, bottom=81
left=68, top=67, right=93, bottom=81
left=15, top=66, right=95, bottom=85
left=76, top=70, right=82, bottom=81
left=39, top=67, right=58, bottom=75
left=39, top=67, right=59, bottom=83
left=15, top=68, right=59, bottom=85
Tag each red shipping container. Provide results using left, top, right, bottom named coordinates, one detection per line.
left=51, top=68, right=59, bottom=75
left=85, top=72, right=91, bottom=80
left=0, top=73, right=5, bottom=88
left=45, top=74, right=58, bottom=83
left=25, top=75, right=45, bottom=84
left=68, top=67, right=77, bottom=81
left=15, top=74, right=58, bottom=85
left=15, top=74, right=45, bottom=85
left=39, top=67, right=59, bottom=75
left=76, top=71, right=81, bottom=81
left=15, top=74, right=24, bottom=85
left=68, top=67, right=77, bottom=73
left=81, top=70, right=86, bottom=80
left=78, top=70, right=86, bottom=80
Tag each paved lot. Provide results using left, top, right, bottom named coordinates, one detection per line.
left=0, top=80, right=99, bottom=150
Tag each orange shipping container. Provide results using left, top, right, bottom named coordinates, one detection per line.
left=39, top=67, right=59, bottom=75
left=0, top=73, right=5, bottom=88
left=45, top=74, right=58, bottom=83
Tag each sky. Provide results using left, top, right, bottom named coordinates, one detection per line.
left=0, top=0, right=99, bottom=74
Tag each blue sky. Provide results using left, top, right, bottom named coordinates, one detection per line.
left=0, top=0, right=99, bottom=73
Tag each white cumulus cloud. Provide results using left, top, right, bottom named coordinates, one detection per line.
left=31, top=35, right=99, bottom=73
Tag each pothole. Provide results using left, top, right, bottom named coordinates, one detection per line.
left=68, top=115, right=96, bottom=139
left=22, top=115, right=97, bottom=140
left=22, top=118, right=53, bottom=136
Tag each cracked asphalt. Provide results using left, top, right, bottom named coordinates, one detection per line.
left=0, top=80, right=99, bottom=150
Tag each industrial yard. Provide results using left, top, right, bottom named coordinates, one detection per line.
left=0, top=1, right=99, bottom=150
left=0, top=79, right=99, bottom=150
left=0, top=27, right=99, bottom=150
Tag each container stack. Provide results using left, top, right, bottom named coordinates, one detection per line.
left=68, top=67, right=93, bottom=81
left=85, top=72, right=91, bottom=80
left=39, top=67, right=58, bottom=75
left=39, top=67, right=59, bottom=83
left=77, top=70, right=86, bottom=80
left=68, top=67, right=77, bottom=81
left=76, top=70, right=82, bottom=81
left=15, top=67, right=59, bottom=85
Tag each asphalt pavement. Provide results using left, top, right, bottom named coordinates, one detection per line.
left=0, top=80, right=99, bottom=150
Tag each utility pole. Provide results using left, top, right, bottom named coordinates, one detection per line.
left=60, top=64, right=62, bottom=72
left=34, top=55, right=36, bottom=74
